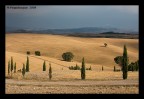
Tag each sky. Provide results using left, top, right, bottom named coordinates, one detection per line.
left=6, top=5, right=138, bottom=31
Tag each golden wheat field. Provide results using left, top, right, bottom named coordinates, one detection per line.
left=5, top=33, right=139, bottom=94
left=6, top=33, right=138, bottom=66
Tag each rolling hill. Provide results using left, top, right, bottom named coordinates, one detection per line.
left=6, top=33, right=138, bottom=69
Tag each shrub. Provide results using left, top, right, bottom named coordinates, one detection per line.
left=75, top=64, right=81, bottom=70
left=89, top=66, right=92, bottom=70
left=114, top=56, right=123, bottom=67
left=35, top=51, right=41, bottom=56
left=128, top=60, right=139, bottom=71
left=114, top=56, right=129, bottom=71
left=69, top=64, right=81, bottom=70
left=114, top=69, right=121, bottom=72
left=62, top=52, right=74, bottom=62
left=86, top=66, right=92, bottom=70
left=86, top=68, right=89, bottom=70
left=69, top=66, right=74, bottom=70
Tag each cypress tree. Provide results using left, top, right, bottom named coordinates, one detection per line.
left=26, top=56, right=29, bottom=72
left=122, top=45, right=128, bottom=79
left=43, top=61, right=46, bottom=71
left=114, top=66, right=116, bottom=71
left=89, top=66, right=92, bottom=70
left=8, top=61, right=10, bottom=75
left=14, top=62, right=16, bottom=73
left=102, top=66, right=104, bottom=71
left=22, top=63, right=26, bottom=78
left=135, top=60, right=139, bottom=71
left=49, top=63, right=52, bottom=80
left=76, top=64, right=78, bottom=70
left=81, top=57, right=86, bottom=80
left=11, top=57, right=13, bottom=77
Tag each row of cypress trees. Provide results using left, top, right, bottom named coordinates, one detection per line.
left=43, top=61, right=52, bottom=80
left=8, top=56, right=52, bottom=80
left=8, top=57, right=17, bottom=78
left=8, top=56, right=29, bottom=78
left=22, top=56, right=29, bottom=78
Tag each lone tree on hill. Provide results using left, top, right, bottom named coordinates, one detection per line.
left=27, top=51, right=30, bottom=55
left=49, top=63, right=52, bottom=80
left=62, top=52, right=74, bottom=62
left=104, top=43, right=107, bottom=47
left=22, top=63, right=26, bottom=78
left=26, top=56, right=29, bottom=72
left=81, top=57, right=86, bottom=80
left=43, top=61, right=46, bottom=71
left=122, top=45, right=129, bottom=79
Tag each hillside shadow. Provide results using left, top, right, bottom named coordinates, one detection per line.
left=60, top=59, right=65, bottom=61
left=59, top=59, right=73, bottom=62
left=100, top=45, right=106, bottom=47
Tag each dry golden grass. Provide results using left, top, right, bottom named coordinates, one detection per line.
left=6, top=33, right=139, bottom=94
left=6, top=33, right=138, bottom=81
left=6, top=33, right=138, bottom=67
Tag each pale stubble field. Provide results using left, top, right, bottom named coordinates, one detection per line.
left=5, top=33, right=139, bottom=94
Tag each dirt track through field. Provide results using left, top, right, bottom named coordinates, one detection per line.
left=30, top=55, right=68, bottom=68
left=6, top=79, right=139, bottom=94
left=6, top=79, right=138, bottom=86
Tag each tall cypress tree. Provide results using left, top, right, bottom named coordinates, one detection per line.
left=49, top=63, right=52, bottom=80
left=14, top=62, right=16, bottom=73
left=8, top=61, right=10, bottom=75
left=135, top=60, right=139, bottom=71
left=81, top=57, right=86, bottom=80
left=26, top=56, right=29, bottom=72
left=102, top=66, right=104, bottom=71
left=43, top=61, right=46, bottom=71
left=11, top=57, right=13, bottom=77
left=122, top=45, right=128, bottom=79
left=22, top=63, right=26, bottom=78
left=114, top=66, right=116, bottom=71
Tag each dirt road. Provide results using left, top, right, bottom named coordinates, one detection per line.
left=6, top=79, right=138, bottom=94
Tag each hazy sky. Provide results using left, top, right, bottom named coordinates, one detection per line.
left=6, top=5, right=138, bottom=31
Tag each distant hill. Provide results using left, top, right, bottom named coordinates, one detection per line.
left=6, top=26, right=138, bottom=34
